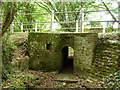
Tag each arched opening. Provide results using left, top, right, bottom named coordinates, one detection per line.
left=59, top=46, right=74, bottom=73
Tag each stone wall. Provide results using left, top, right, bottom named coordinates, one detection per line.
left=28, top=33, right=63, bottom=71
left=91, top=33, right=120, bottom=79
left=74, top=34, right=97, bottom=76
left=28, top=32, right=120, bottom=79
left=28, top=32, right=98, bottom=77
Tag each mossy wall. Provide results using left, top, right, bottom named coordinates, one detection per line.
left=28, top=33, right=120, bottom=78
left=28, top=32, right=98, bottom=76
left=91, top=33, right=120, bottom=79
left=74, top=34, right=98, bottom=77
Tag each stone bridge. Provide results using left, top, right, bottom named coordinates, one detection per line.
left=28, top=33, right=98, bottom=77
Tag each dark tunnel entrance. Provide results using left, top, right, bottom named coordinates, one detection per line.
left=59, top=46, right=74, bottom=73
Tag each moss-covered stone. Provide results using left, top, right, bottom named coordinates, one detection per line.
left=91, top=33, right=120, bottom=79
left=28, top=33, right=120, bottom=79
left=28, top=32, right=98, bottom=77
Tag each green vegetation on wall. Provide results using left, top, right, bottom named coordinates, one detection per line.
left=91, top=33, right=120, bottom=79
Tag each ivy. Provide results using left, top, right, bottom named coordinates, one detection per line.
left=102, top=70, right=120, bottom=88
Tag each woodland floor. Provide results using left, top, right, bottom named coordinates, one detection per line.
left=11, top=69, right=103, bottom=88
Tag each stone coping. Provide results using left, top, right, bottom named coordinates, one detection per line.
left=29, top=32, right=98, bottom=35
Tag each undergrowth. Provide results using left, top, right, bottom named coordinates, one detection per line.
left=3, top=74, right=34, bottom=88
left=2, top=33, right=17, bottom=80
left=102, top=70, right=120, bottom=89
left=2, top=32, right=33, bottom=88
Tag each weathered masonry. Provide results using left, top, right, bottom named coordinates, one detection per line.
left=28, top=33, right=98, bottom=76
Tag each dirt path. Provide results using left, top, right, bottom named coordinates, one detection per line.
left=18, top=69, right=103, bottom=88
left=16, top=58, right=103, bottom=88
left=55, top=64, right=79, bottom=82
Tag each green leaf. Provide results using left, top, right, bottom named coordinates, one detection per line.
left=114, top=72, right=118, bottom=75
left=108, top=82, right=114, bottom=85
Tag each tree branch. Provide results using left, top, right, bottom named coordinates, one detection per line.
left=101, top=0, right=120, bottom=24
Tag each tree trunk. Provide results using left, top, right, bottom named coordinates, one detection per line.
left=2, top=4, right=17, bottom=36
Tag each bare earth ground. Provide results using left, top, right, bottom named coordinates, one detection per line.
left=13, top=69, right=103, bottom=88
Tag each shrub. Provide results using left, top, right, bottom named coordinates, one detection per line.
left=2, top=34, right=17, bottom=80
left=102, top=70, right=120, bottom=88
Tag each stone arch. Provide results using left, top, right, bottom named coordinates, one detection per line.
left=59, top=46, right=74, bottom=73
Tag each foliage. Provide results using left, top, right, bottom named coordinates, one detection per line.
left=7, top=2, right=50, bottom=32
left=102, top=70, right=120, bottom=88
left=2, top=2, right=48, bottom=34
left=86, top=22, right=102, bottom=27
left=84, top=28, right=119, bottom=33
left=3, top=74, right=34, bottom=88
left=2, top=32, right=33, bottom=88
left=2, top=32, right=17, bottom=80
left=2, top=2, right=23, bottom=35
left=1, top=1, right=119, bottom=33
left=36, top=1, right=96, bottom=31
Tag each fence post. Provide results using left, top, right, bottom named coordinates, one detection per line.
left=80, top=9, right=84, bottom=33
left=35, top=22, right=37, bottom=32
left=21, top=23, right=23, bottom=32
left=53, top=24, right=55, bottom=32
left=76, top=20, right=78, bottom=32
left=51, top=10, right=54, bottom=32
left=11, top=23, right=14, bottom=33
left=103, top=22, right=106, bottom=34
